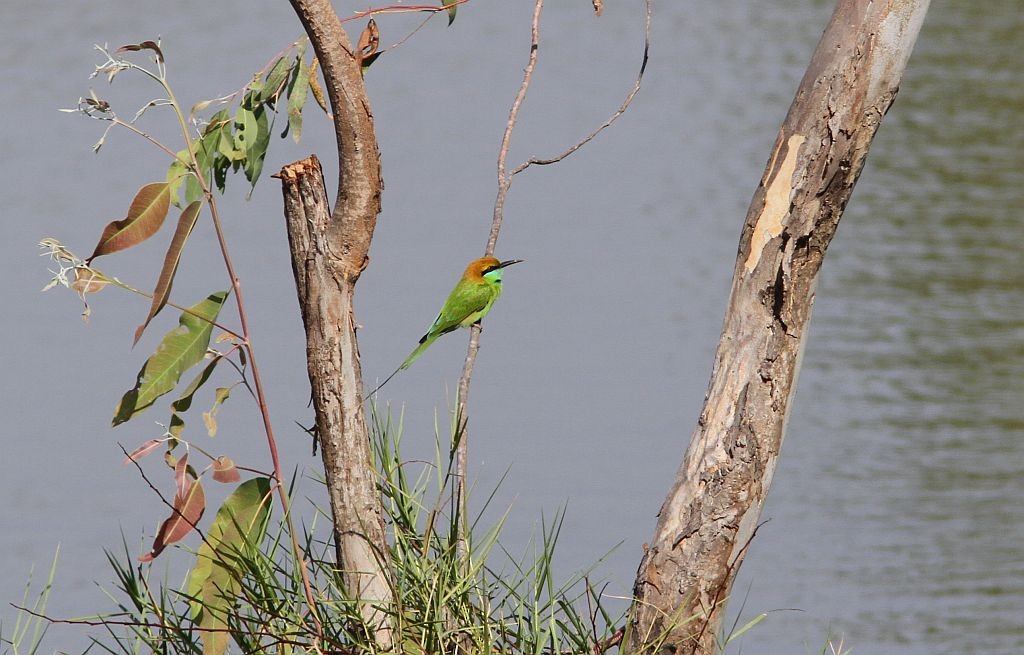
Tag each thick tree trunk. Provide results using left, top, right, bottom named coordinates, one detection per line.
left=629, top=2, right=930, bottom=653
left=278, top=157, right=392, bottom=646
left=283, top=0, right=392, bottom=647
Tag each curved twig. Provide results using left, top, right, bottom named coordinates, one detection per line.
left=510, top=0, right=652, bottom=177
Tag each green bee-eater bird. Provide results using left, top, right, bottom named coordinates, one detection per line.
left=368, top=256, right=522, bottom=396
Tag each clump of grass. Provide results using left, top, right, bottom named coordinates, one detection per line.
left=55, top=409, right=630, bottom=655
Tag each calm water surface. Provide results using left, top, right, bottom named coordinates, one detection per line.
left=1, top=2, right=1020, bottom=654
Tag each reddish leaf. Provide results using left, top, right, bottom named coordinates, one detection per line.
left=123, top=439, right=163, bottom=465
left=87, top=183, right=172, bottom=263
left=71, top=268, right=109, bottom=296
left=211, top=457, right=241, bottom=484
left=175, top=453, right=191, bottom=501
left=117, top=41, right=164, bottom=64
left=139, top=479, right=205, bottom=562
left=133, top=201, right=202, bottom=346
left=356, top=19, right=379, bottom=67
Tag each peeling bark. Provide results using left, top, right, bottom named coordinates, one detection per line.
left=629, top=2, right=931, bottom=653
left=278, top=157, right=392, bottom=646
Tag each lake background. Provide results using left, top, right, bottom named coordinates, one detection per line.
left=2, top=1, right=1021, bottom=653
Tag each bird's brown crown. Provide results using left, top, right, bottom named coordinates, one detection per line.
left=464, top=256, right=502, bottom=281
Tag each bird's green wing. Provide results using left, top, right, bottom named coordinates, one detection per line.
left=400, top=281, right=494, bottom=370
left=432, top=279, right=496, bottom=334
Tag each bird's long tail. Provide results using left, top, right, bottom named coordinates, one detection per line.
left=365, top=334, right=438, bottom=398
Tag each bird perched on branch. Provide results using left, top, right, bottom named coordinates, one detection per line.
left=368, top=256, right=522, bottom=396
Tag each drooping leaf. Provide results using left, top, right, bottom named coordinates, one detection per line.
left=215, top=118, right=244, bottom=162
left=242, top=106, right=270, bottom=187
left=167, top=151, right=189, bottom=207
left=260, top=57, right=292, bottom=104
left=211, top=457, right=241, bottom=484
left=202, top=387, right=231, bottom=437
left=123, top=438, right=164, bottom=464
left=113, top=291, right=229, bottom=426
left=174, top=452, right=191, bottom=500
left=443, top=0, right=457, bottom=25
left=139, top=473, right=205, bottom=562
left=356, top=19, right=381, bottom=76
left=286, top=56, right=309, bottom=143
left=169, top=413, right=186, bottom=440
left=134, top=201, right=203, bottom=346
left=187, top=477, right=272, bottom=655
left=172, top=355, right=222, bottom=413
left=117, top=40, right=164, bottom=64
left=307, top=56, right=330, bottom=116
left=184, top=173, right=204, bottom=205
left=87, top=183, right=172, bottom=263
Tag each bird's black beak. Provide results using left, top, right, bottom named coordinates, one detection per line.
left=498, top=259, right=523, bottom=269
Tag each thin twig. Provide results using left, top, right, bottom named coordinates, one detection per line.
left=340, top=0, right=472, bottom=23
left=510, top=0, right=652, bottom=177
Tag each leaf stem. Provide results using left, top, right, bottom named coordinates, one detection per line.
left=159, top=71, right=325, bottom=637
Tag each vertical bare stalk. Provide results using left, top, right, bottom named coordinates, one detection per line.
left=629, top=2, right=931, bottom=653
left=452, top=0, right=651, bottom=562
left=453, top=0, right=545, bottom=560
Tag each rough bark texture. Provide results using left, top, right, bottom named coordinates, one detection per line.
left=278, top=157, right=392, bottom=645
left=283, top=0, right=391, bottom=645
left=630, top=2, right=930, bottom=653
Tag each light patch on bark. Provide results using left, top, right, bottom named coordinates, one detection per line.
left=743, top=134, right=806, bottom=273
left=868, top=2, right=931, bottom=100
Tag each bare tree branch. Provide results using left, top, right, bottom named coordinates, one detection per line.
left=510, top=0, right=652, bottom=176
left=282, top=0, right=394, bottom=647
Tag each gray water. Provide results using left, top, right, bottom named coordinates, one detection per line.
left=2, top=2, right=1021, bottom=654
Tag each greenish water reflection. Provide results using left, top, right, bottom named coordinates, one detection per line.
left=766, top=1, right=1024, bottom=651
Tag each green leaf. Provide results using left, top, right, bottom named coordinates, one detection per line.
left=134, top=201, right=203, bottom=346
left=443, top=0, right=457, bottom=25
left=260, top=57, right=292, bottom=104
left=242, top=107, right=270, bottom=186
left=194, top=131, right=219, bottom=184
left=187, top=477, right=272, bottom=655
left=232, top=107, right=256, bottom=157
left=87, top=183, right=172, bottom=263
left=167, top=152, right=189, bottom=207
left=171, top=355, right=221, bottom=413
left=203, top=109, right=231, bottom=137
left=216, top=123, right=244, bottom=162
left=184, top=173, right=204, bottom=205
left=286, top=57, right=309, bottom=144
left=113, top=291, right=229, bottom=426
